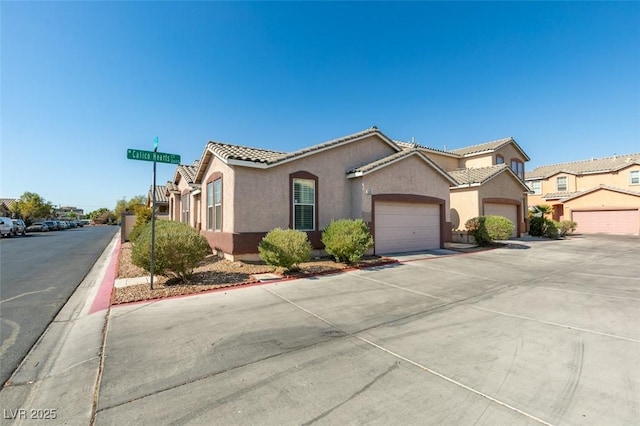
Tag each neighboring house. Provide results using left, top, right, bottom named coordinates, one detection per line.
left=0, top=198, right=16, bottom=217
left=165, top=161, right=200, bottom=229
left=398, top=137, right=531, bottom=238
left=525, top=153, right=640, bottom=235
left=147, top=185, right=170, bottom=219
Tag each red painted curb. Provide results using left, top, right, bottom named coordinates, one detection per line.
left=88, top=239, right=120, bottom=315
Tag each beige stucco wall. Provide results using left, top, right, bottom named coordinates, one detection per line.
left=230, top=135, right=397, bottom=232
left=450, top=188, right=480, bottom=230
left=421, top=151, right=460, bottom=172
left=461, top=144, right=526, bottom=170
left=451, top=172, right=528, bottom=232
left=576, top=165, right=640, bottom=191
left=355, top=155, right=452, bottom=223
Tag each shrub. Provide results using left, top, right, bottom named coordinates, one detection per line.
left=322, top=219, right=374, bottom=263
left=131, top=220, right=210, bottom=282
left=529, top=216, right=546, bottom=237
left=557, top=220, right=577, bottom=236
left=465, top=216, right=491, bottom=246
left=128, top=205, right=153, bottom=242
left=484, top=215, right=514, bottom=241
left=258, top=228, right=311, bottom=270
left=545, top=221, right=559, bottom=239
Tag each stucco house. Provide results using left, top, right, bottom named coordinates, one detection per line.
left=164, top=127, right=532, bottom=259
left=410, top=137, right=531, bottom=238
left=167, top=127, right=459, bottom=260
left=146, top=185, right=170, bottom=219
left=525, top=153, right=640, bottom=235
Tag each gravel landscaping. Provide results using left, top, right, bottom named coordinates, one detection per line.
left=114, top=242, right=397, bottom=304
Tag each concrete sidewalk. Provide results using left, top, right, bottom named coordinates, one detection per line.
left=0, top=233, right=120, bottom=425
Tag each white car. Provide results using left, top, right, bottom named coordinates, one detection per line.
left=0, top=217, right=15, bottom=237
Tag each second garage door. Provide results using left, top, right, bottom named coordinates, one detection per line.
left=572, top=209, right=639, bottom=235
left=375, top=202, right=440, bottom=254
left=484, top=203, right=518, bottom=238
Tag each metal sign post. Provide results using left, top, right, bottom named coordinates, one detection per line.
left=127, top=138, right=180, bottom=291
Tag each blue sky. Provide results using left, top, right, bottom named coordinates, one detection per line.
left=2, top=1, right=639, bottom=213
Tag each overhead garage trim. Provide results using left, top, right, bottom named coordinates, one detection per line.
left=371, top=194, right=446, bottom=254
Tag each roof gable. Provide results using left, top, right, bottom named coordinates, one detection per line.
left=450, top=137, right=530, bottom=161
left=526, top=152, right=640, bottom=180
left=449, top=164, right=529, bottom=190
left=346, top=148, right=458, bottom=185
left=194, top=126, right=401, bottom=182
left=561, top=185, right=640, bottom=202
left=173, top=160, right=200, bottom=186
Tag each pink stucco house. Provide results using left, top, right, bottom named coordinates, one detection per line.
left=165, top=127, right=530, bottom=259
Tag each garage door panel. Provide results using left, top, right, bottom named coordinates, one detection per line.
left=572, top=210, right=639, bottom=235
left=375, top=202, right=440, bottom=254
left=484, top=203, right=518, bottom=238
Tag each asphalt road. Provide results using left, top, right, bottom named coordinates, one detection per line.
left=0, top=225, right=118, bottom=385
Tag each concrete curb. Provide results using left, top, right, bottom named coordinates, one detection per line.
left=0, top=232, right=120, bottom=425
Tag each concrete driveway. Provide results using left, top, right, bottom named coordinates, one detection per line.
left=96, top=235, right=639, bottom=425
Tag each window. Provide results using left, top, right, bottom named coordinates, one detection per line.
left=293, top=178, right=315, bottom=230
left=631, top=170, right=640, bottom=185
left=496, top=154, right=504, bottom=165
left=510, top=159, right=524, bottom=180
left=214, top=179, right=222, bottom=231
left=556, top=176, right=568, bottom=192
left=207, top=179, right=223, bottom=231
left=181, top=195, right=189, bottom=224
left=529, top=180, right=542, bottom=195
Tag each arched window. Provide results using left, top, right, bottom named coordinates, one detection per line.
left=496, top=154, right=504, bottom=165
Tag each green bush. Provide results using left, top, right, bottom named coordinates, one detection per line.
left=258, top=228, right=311, bottom=270
left=529, top=216, right=546, bottom=236
left=465, top=216, right=491, bottom=246
left=484, top=215, right=514, bottom=241
left=128, top=205, right=153, bottom=242
left=131, top=220, right=210, bottom=282
left=545, top=221, right=559, bottom=239
left=322, top=219, right=374, bottom=263
left=557, top=220, right=577, bottom=236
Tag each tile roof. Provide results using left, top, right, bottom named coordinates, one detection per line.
left=205, top=141, right=286, bottom=164
left=148, top=185, right=168, bottom=204
left=449, top=137, right=515, bottom=156
left=175, top=160, right=200, bottom=184
left=541, top=191, right=582, bottom=200
left=395, top=140, right=461, bottom=157
left=560, top=185, right=640, bottom=202
left=448, top=164, right=509, bottom=185
left=526, top=152, right=640, bottom=180
left=0, top=198, right=16, bottom=208
left=165, top=181, right=179, bottom=193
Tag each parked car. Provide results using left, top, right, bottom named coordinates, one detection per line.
left=43, top=220, right=58, bottom=231
left=0, top=216, right=14, bottom=237
left=12, top=219, right=27, bottom=235
left=26, top=222, right=49, bottom=232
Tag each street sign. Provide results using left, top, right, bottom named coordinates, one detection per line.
left=127, top=149, right=180, bottom=164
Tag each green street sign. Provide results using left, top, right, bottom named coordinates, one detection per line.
left=127, top=149, right=180, bottom=164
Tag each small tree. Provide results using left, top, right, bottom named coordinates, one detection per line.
left=557, top=220, right=577, bottom=236
left=129, top=205, right=152, bottom=242
left=258, top=228, right=311, bottom=271
left=131, top=221, right=210, bottom=282
left=321, top=219, right=374, bottom=263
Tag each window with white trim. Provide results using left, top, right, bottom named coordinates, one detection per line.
left=631, top=170, right=639, bottom=185
left=293, top=178, right=315, bottom=230
left=214, top=179, right=222, bottom=231
left=207, top=182, right=214, bottom=230
left=556, top=176, right=568, bottom=192
left=529, top=180, right=542, bottom=195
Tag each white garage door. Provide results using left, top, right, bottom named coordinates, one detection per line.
left=375, top=202, right=440, bottom=254
left=484, top=203, right=518, bottom=238
left=572, top=210, right=640, bottom=235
